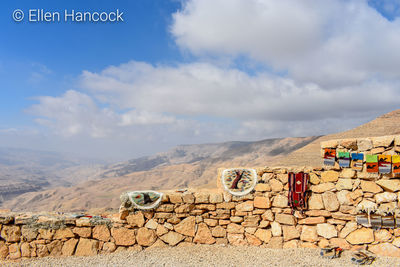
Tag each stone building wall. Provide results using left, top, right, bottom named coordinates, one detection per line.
left=1, top=135, right=400, bottom=260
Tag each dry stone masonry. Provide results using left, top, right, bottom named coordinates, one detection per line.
left=1, top=135, right=400, bottom=260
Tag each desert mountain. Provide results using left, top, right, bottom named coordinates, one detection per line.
left=1, top=136, right=317, bottom=212
left=0, top=147, right=104, bottom=203
left=3, top=109, right=400, bottom=212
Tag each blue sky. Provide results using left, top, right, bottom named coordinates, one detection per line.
left=1, top=0, right=400, bottom=160
left=0, top=1, right=182, bottom=127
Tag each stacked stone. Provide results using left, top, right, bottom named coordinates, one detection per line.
left=1, top=135, right=400, bottom=259
left=0, top=213, right=118, bottom=259
left=253, top=166, right=400, bottom=257
left=1, top=164, right=400, bottom=260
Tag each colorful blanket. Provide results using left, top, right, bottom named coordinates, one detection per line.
left=378, top=155, right=392, bottom=174
left=351, top=153, right=364, bottom=171
left=366, top=155, right=378, bottom=173
left=338, top=151, right=350, bottom=168
left=288, top=172, right=309, bottom=214
left=221, top=168, right=257, bottom=196
left=393, top=155, right=400, bottom=174
left=323, top=148, right=336, bottom=166
left=127, top=190, right=163, bottom=210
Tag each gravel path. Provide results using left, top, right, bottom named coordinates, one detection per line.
left=3, top=245, right=400, bottom=267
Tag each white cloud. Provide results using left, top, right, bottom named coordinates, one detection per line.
left=28, top=58, right=400, bottom=147
left=29, top=90, right=116, bottom=138
left=80, top=61, right=400, bottom=123
left=28, top=90, right=181, bottom=138
left=172, top=0, right=400, bottom=87
left=120, top=110, right=176, bottom=126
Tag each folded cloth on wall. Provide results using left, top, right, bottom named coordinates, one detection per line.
left=351, top=153, right=364, bottom=171
left=366, top=155, right=378, bottom=173
left=324, top=148, right=336, bottom=166
left=288, top=172, right=309, bottom=214
left=393, top=155, right=400, bottom=174
left=338, top=151, right=350, bottom=168
left=378, top=155, right=391, bottom=174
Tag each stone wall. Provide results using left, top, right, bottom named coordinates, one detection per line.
left=1, top=135, right=400, bottom=260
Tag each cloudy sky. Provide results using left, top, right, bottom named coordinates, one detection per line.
left=1, top=0, right=400, bottom=160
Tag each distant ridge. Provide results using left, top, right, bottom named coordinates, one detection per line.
left=2, top=109, right=400, bottom=212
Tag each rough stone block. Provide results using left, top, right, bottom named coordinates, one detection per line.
left=360, top=180, right=383, bottom=193
left=70, top=227, right=89, bottom=238
left=272, top=195, right=288, bottom=210
left=194, top=192, right=210, bottom=203
left=54, top=228, right=74, bottom=239
left=271, top=221, right=282, bottom=237
left=174, top=216, right=196, bottom=237
left=209, top=192, right=223, bottom=203
left=369, top=243, right=400, bottom=257
left=321, top=140, right=339, bottom=148
left=275, top=214, right=296, bottom=225
left=182, top=193, right=195, bottom=204
left=255, top=229, right=272, bottom=243
left=136, top=228, right=157, bottom=247
left=193, top=223, right=215, bottom=244
left=336, top=190, right=351, bottom=205
left=1, top=225, right=21, bottom=242
left=336, top=179, right=353, bottom=191
left=316, top=223, right=337, bottom=239
left=322, top=191, right=340, bottom=212
left=282, top=226, right=300, bottom=241
left=358, top=139, right=373, bottom=151
left=92, top=225, right=110, bottom=242
left=308, top=193, right=324, bottom=210
left=227, top=223, right=244, bottom=234
left=111, top=227, right=135, bottom=246
left=255, top=183, right=271, bottom=192
left=270, top=179, right=283, bottom=192
left=168, top=193, right=183, bottom=204
left=321, top=171, right=339, bottom=183
left=371, top=136, right=394, bottom=147
left=346, top=228, right=374, bottom=245
left=75, top=238, right=99, bottom=256
left=376, top=179, right=400, bottom=192
left=375, top=192, right=397, bottom=203
left=160, top=231, right=184, bottom=246
left=211, top=226, right=226, bottom=238
left=235, top=201, right=254, bottom=212
left=227, top=233, right=247, bottom=246
left=311, top=183, right=335, bottom=193
left=298, top=216, right=325, bottom=225
left=126, top=212, right=145, bottom=227
left=300, top=226, right=318, bottom=242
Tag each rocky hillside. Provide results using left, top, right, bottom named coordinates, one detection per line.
left=276, top=109, right=400, bottom=167
left=0, top=147, right=104, bottom=204
left=3, top=109, right=400, bottom=212
left=1, top=136, right=317, bottom=212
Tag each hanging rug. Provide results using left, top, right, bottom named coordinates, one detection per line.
left=127, top=190, right=164, bottom=210
left=221, top=168, right=258, bottom=196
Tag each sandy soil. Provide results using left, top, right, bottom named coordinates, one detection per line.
left=2, top=245, right=400, bottom=267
